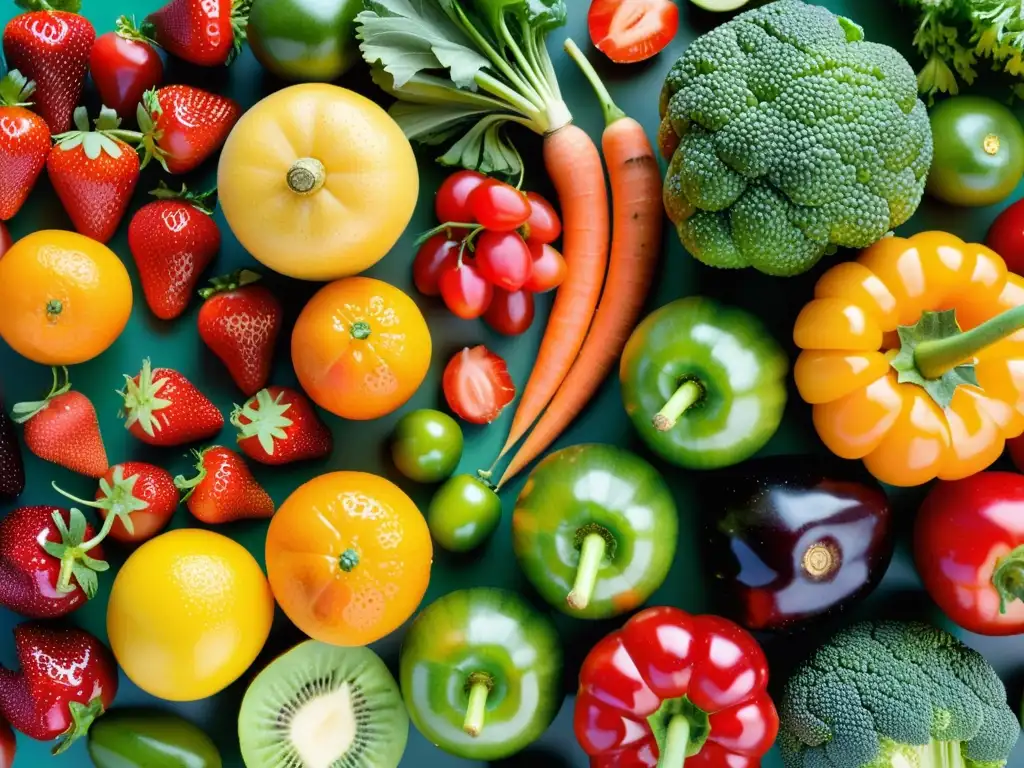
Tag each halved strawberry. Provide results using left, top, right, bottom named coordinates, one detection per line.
left=588, top=0, right=679, bottom=64
left=442, top=346, right=516, bottom=425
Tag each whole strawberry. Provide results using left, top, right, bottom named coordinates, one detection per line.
left=48, top=106, right=141, bottom=243
left=53, top=462, right=178, bottom=544
left=89, top=16, right=163, bottom=118
left=12, top=367, right=107, bottom=478
left=231, top=387, right=332, bottom=465
left=0, top=623, right=117, bottom=753
left=0, top=506, right=107, bottom=618
left=0, top=70, right=49, bottom=220
left=198, top=270, right=282, bottom=396
left=128, top=182, right=220, bottom=320
left=138, top=85, right=240, bottom=174
left=2, top=0, right=94, bottom=132
left=0, top=399, right=25, bottom=501
left=119, top=358, right=223, bottom=446
left=142, top=0, right=250, bottom=67
left=175, top=445, right=274, bottom=524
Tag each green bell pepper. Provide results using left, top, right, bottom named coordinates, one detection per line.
left=619, top=297, right=788, bottom=470
left=247, top=0, right=363, bottom=82
left=399, top=587, right=563, bottom=761
left=88, top=709, right=221, bottom=768
left=512, top=444, right=678, bottom=620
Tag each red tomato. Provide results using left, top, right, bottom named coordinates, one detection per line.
left=438, top=260, right=494, bottom=319
left=436, top=170, right=486, bottom=224
left=484, top=289, right=535, bottom=335
left=987, top=199, right=1024, bottom=275
left=443, top=345, right=516, bottom=424
left=468, top=179, right=532, bottom=232
left=474, top=230, right=533, bottom=291
left=89, top=31, right=164, bottom=117
left=523, top=191, right=561, bottom=244
left=0, top=223, right=10, bottom=259
left=523, top=242, right=568, bottom=293
left=588, top=0, right=680, bottom=64
left=413, top=235, right=459, bottom=296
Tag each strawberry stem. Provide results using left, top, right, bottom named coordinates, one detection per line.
left=150, top=181, right=217, bottom=215
left=42, top=508, right=111, bottom=600
left=136, top=89, right=169, bottom=172
left=12, top=367, right=71, bottom=423
left=53, top=696, right=105, bottom=755
left=119, top=359, right=173, bottom=438
left=114, top=15, right=157, bottom=46
left=198, top=269, right=262, bottom=300
left=51, top=465, right=152, bottom=538
left=0, top=70, right=35, bottom=108
left=228, top=0, right=253, bottom=65
left=53, top=107, right=143, bottom=159
left=231, top=389, right=293, bottom=456
left=173, top=450, right=209, bottom=502
left=15, top=0, right=82, bottom=13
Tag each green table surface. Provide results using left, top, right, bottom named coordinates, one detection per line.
left=1, top=0, right=1023, bottom=766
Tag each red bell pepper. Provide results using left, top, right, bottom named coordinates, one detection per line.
left=915, top=472, right=1024, bottom=636
left=574, top=606, right=778, bottom=767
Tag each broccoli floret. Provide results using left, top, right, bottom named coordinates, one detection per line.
left=659, top=0, right=933, bottom=276
left=779, top=621, right=1021, bottom=768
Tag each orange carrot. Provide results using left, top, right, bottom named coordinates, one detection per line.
left=492, top=117, right=611, bottom=463
left=496, top=41, right=664, bottom=488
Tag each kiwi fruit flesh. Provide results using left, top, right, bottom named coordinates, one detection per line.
left=238, top=640, right=409, bottom=768
left=689, top=0, right=750, bottom=10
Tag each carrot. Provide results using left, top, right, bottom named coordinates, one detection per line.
left=496, top=40, right=664, bottom=489
left=491, top=108, right=611, bottom=465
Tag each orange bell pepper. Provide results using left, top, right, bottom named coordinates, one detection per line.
left=793, top=231, right=1024, bottom=487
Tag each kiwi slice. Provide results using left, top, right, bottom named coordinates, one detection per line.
left=689, top=0, right=750, bottom=10
left=238, top=640, right=409, bottom=768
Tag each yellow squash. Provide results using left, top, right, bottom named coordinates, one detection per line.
left=217, top=83, right=419, bottom=281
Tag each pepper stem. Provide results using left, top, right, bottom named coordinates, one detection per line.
left=992, top=545, right=1024, bottom=614
left=915, top=305, right=1024, bottom=379
left=563, top=38, right=626, bottom=127
left=567, top=533, right=606, bottom=611
left=653, top=380, right=702, bottom=432
left=463, top=679, right=490, bottom=737
left=658, top=715, right=691, bottom=768
left=287, top=158, right=326, bottom=195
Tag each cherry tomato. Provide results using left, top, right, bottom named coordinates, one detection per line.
left=438, top=260, right=494, bottom=319
left=474, top=230, right=533, bottom=291
left=484, top=288, right=535, bottom=335
left=588, top=0, right=680, bottom=64
left=523, top=191, right=561, bottom=244
left=987, top=199, right=1024, bottom=275
left=89, top=30, right=164, bottom=117
left=413, top=235, right=459, bottom=296
left=468, top=179, right=532, bottom=232
left=0, top=223, right=11, bottom=259
left=436, top=170, right=486, bottom=224
left=523, top=242, right=568, bottom=293
left=442, top=345, right=516, bottom=424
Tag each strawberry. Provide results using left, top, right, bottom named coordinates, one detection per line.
left=175, top=445, right=274, bottom=523
left=0, top=623, right=117, bottom=753
left=142, top=0, right=250, bottom=67
left=52, top=462, right=178, bottom=544
left=128, top=182, right=220, bottom=320
left=0, top=70, right=49, bottom=220
left=12, top=367, right=108, bottom=478
left=0, top=505, right=107, bottom=618
left=231, top=387, right=333, bottom=465
left=47, top=106, right=141, bottom=243
left=0, top=399, right=25, bottom=501
left=137, top=85, right=241, bottom=174
left=2, top=0, right=94, bottom=132
left=119, top=358, right=224, bottom=446
left=198, top=270, right=282, bottom=396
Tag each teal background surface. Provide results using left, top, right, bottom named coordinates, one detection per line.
left=1, top=0, right=1023, bottom=766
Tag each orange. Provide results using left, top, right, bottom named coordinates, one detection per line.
left=291, top=277, right=431, bottom=420
left=265, top=471, right=433, bottom=646
left=0, top=230, right=132, bottom=365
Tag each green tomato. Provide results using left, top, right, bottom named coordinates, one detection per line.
left=400, top=587, right=563, bottom=761
left=247, top=0, right=363, bottom=82
left=391, top=409, right=463, bottom=483
left=88, top=710, right=221, bottom=768
left=512, top=444, right=678, bottom=620
left=619, top=297, right=787, bottom=470
left=427, top=474, right=501, bottom=552
left=927, top=96, right=1024, bottom=207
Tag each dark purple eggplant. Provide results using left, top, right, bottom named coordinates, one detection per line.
left=703, top=455, right=892, bottom=631
left=0, top=399, right=24, bottom=500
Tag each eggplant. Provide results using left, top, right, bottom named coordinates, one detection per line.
left=703, top=455, right=893, bottom=631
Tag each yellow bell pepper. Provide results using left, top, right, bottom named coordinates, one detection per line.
left=793, top=231, right=1024, bottom=486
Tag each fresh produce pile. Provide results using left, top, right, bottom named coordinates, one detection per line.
left=0, top=0, right=1023, bottom=767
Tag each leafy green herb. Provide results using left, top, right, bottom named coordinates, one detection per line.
left=356, top=0, right=571, bottom=176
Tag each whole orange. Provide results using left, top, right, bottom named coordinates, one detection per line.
left=0, top=230, right=132, bottom=365
left=291, top=277, right=431, bottom=420
left=265, top=471, right=433, bottom=646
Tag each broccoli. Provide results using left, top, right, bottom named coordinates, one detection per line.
left=658, top=0, right=933, bottom=276
left=779, top=621, right=1021, bottom=768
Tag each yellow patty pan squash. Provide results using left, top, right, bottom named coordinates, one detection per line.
left=217, top=83, right=419, bottom=281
